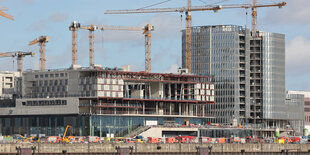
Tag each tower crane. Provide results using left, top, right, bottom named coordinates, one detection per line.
left=29, top=36, right=49, bottom=71
left=0, top=51, right=34, bottom=75
left=0, top=7, right=14, bottom=20
left=80, top=25, right=98, bottom=67
left=69, top=21, right=81, bottom=66
left=105, top=0, right=286, bottom=73
left=80, top=24, right=154, bottom=72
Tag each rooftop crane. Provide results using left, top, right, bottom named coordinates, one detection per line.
left=29, top=36, right=49, bottom=71
left=81, top=24, right=154, bottom=72
left=0, top=7, right=14, bottom=20
left=105, top=0, right=286, bottom=72
left=80, top=25, right=98, bottom=67
left=69, top=21, right=81, bottom=66
left=0, top=51, right=34, bottom=75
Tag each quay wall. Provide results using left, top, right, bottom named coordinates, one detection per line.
left=1, top=143, right=310, bottom=154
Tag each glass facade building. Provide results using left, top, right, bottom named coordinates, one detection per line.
left=182, top=25, right=250, bottom=125
left=0, top=115, right=209, bottom=137
left=183, top=25, right=288, bottom=129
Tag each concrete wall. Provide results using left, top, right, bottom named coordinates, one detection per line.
left=1, top=143, right=310, bottom=154
left=0, top=97, right=79, bottom=115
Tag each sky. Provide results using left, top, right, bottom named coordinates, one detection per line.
left=0, top=0, right=309, bottom=91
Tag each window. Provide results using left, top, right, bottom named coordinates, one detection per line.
left=35, top=75, right=38, bottom=78
left=45, top=74, right=48, bottom=78
left=60, top=73, right=64, bottom=77
left=50, top=74, right=54, bottom=78
left=55, top=74, right=59, bottom=77
left=40, top=74, right=43, bottom=78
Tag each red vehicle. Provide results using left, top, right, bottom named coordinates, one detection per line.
left=147, top=137, right=161, bottom=143
left=175, top=136, right=196, bottom=143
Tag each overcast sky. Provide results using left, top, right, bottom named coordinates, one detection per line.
left=0, top=0, right=309, bottom=91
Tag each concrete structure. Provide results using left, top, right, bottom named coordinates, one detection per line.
left=287, top=91, right=310, bottom=135
left=1, top=143, right=310, bottom=154
left=0, top=71, right=20, bottom=99
left=0, top=67, right=215, bottom=136
left=183, top=25, right=291, bottom=136
left=285, top=91, right=305, bottom=135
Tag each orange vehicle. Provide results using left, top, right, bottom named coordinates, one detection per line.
left=218, top=138, right=226, bottom=143
left=175, top=136, right=196, bottom=143
left=147, top=137, right=161, bottom=143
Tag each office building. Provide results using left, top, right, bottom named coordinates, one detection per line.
left=182, top=25, right=289, bottom=135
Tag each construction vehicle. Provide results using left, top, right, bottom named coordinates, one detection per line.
left=105, top=0, right=286, bottom=72
left=0, top=51, right=35, bottom=75
left=29, top=36, right=49, bottom=71
left=0, top=6, right=14, bottom=20
left=80, top=24, right=154, bottom=72
left=62, top=125, right=73, bottom=143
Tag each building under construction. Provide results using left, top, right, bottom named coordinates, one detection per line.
left=183, top=25, right=304, bottom=136
left=0, top=67, right=215, bottom=136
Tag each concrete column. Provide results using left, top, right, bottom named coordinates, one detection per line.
left=202, top=104, right=205, bottom=117
left=128, top=101, right=130, bottom=114
left=175, top=84, right=177, bottom=99
left=169, top=103, right=172, bottom=115
left=168, top=84, right=171, bottom=99
left=114, top=100, right=117, bottom=114
left=143, top=102, right=145, bottom=115
left=179, top=103, right=182, bottom=115
left=186, top=103, right=189, bottom=115
left=99, top=117, right=102, bottom=137
left=156, top=102, right=159, bottom=115
left=196, top=104, right=198, bottom=116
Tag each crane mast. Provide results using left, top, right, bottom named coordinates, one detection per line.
left=252, top=0, right=257, bottom=36
left=143, top=24, right=154, bottom=73
left=29, top=36, right=49, bottom=71
left=80, top=25, right=98, bottom=67
left=185, top=0, right=192, bottom=73
left=69, top=21, right=81, bottom=66
left=105, top=1, right=286, bottom=73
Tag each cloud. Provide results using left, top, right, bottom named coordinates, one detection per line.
left=26, top=19, right=49, bottom=31
left=286, top=36, right=310, bottom=74
left=163, top=63, right=179, bottom=73
left=48, top=12, right=69, bottom=23
left=22, top=0, right=35, bottom=5
left=264, top=0, right=310, bottom=25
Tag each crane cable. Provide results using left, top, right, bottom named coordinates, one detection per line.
left=138, top=0, right=173, bottom=10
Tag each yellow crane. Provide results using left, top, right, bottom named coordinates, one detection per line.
left=0, top=6, right=14, bottom=20
left=29, top=36, right=49, bottom=71
left=62, top=125, right=73, bottom=143
left=80, top=24, right=154, bottom=72
left=105, top=1, right=286, bottom=73
left=69, top=21, right=81, bottom=66
left=0, top=51, right=34, bottom=75
left=80, top=25, right=98, bottom=67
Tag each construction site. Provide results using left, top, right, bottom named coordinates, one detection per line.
left=1, top=0, right=309, bottom=154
